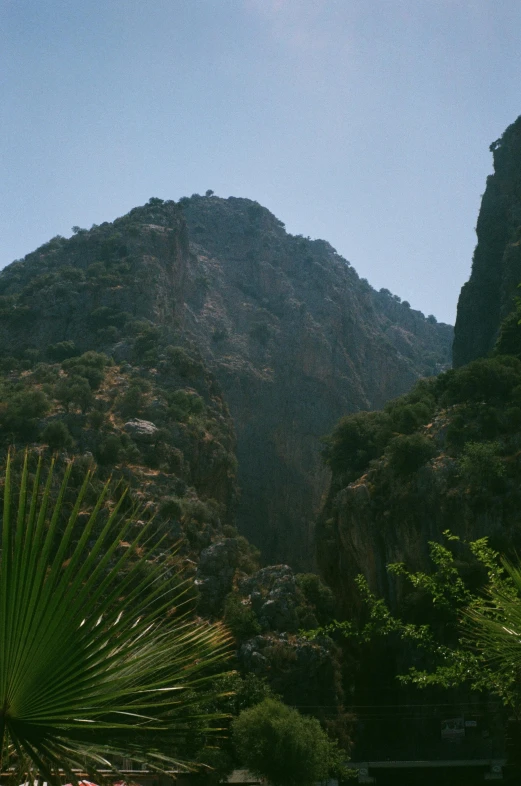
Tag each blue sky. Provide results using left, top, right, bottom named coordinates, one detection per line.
left=2, top=1, right=521, bottom=324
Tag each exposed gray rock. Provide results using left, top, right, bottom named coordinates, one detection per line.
left=237, top=632, right=342, bottom=712
left=238, top=565, right=301, bottom=632
left=195, top=538, right=240, bottom=615
left=123, top=418, right=159, bottom=443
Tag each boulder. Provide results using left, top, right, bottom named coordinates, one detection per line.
left=123, top=418, right=159, bottom=443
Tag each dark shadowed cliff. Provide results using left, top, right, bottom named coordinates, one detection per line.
left=454, top=115, right=521, bottom=367
left=181, top=195, right=452, bottom=568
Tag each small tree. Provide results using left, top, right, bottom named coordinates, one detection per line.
left=232, top=698, right=347, bottom=786
left=41, top=420, right=73, bottom=451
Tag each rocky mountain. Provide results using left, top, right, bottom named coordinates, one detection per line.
left=0, top=193, right=455, bottom=764
left=454, top=115, right=521, bottom=367
left=180, top=195, right=452, bottom=569
left=0, top=195, right=451, bottom=573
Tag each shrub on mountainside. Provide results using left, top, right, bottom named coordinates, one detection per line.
left=458, top=440, right=505, bottom=491
left=168, top=389, right=205, bottom=421
left=41, top=420, right=74, bottom=450
left=165, top=345, right=203, bottom=378
left=295, top=573, right=336, bottom=626
left=496, top=308, right=521, bottom=357
left=0, top=388, right=50, bottom=438
left=62, top=351, right=110, bottom=390
left=55, top=376, right=94, bottom=413
left=224, top=594, right=261, bottom=640
left=386, top=433, right=437, bottom=476
left=48, top=340, right=78, bottom=361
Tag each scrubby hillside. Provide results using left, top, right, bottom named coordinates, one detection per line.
left=317, top=354, right=521, bottom=615
left=0, top=200, right=238, bottom=564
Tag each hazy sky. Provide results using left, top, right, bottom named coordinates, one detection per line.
left=2, top=1, right=521, bottom=324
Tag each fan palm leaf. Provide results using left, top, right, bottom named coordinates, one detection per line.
left=464, top=557, right=521, bottom=684
left=0, top=452, right=233, bottom=784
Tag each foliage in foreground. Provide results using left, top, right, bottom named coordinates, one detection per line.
left=232, top=698, right=349, bottom=786
left=0, top=452, right=232, bottom=784
left=307, top=533, right=521, bottom=714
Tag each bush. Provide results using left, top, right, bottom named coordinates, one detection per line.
left=458, top=441, right=505, bottom=490
left=133, top=325, right=160, bottom=357
left=48, top=341, right=78, bottom=361
left=0, top=389, right=50, bottom=438
left=295, top=573, right=336, bottom=626
left=95, top=434, right=123, bottom=465
left=164, top=346, right=201, bottom=378
left=386, top=433, right=436, bottom=475
left=224, top=594, right=261, bottom=641
left=62, top=352, right=109, bottom=390
left=63, top=351, right=109, bottom=371
left=116, top=385, right=145, bottom=418
left=496, top=306, right=521, bottom=357
left=88, top=409, right=106, bottom=429
left=89, top=307, right=129, bottom=329
left=439, top=356, right=521, bottom=406
left=158, top=496, right=183, bottom=520
left=55, top=377, right=93, bottom=413
left=168, top=389, right=205, bottom=421
left=232, top=698, right=347, bottom=786
left=41, top=420, right=73, bottom=451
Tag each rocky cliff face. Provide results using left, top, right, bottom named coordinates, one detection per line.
left=180, top=195, right=452, bottom=569
left=454, top=115, right=521, bottom=367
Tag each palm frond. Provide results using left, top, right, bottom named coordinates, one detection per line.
left=0, top=452, right=233, bottom=784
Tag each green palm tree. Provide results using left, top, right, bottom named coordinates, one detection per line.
left=0, top=452, right=232, bottom=784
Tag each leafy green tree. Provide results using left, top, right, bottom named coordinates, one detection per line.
left=62, top=352, right=109, bottom=390
left=232, top=698, right=348, bottom=786
left=0, top=389, right=50, bottom=438
left=0, top=452, right=232, bottom=783
left=310, top=533, right=521, bottom=713
left=55, top=376, right=93, bottom=413
left=295, top=573, right=336, bottom=625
